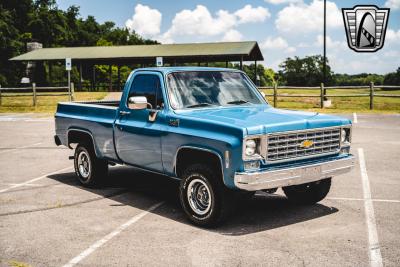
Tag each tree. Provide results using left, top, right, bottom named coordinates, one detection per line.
left=383, top=67, right=400, bottom=85
left=278, top=55, right=333, bottom=86
left=0, top=0, right=158, bottom=86
left=0, top=5, right=25, bottom=85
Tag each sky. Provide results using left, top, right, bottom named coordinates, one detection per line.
left=56, top=0, right=400, bottom=74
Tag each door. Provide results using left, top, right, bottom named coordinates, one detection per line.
left=114, top=72, right=166, bottom=172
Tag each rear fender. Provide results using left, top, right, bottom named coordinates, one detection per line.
left=67, top=128, right=100, bottom=157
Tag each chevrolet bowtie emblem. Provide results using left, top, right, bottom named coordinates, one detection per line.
left=300, top=140, right=314, bottom=149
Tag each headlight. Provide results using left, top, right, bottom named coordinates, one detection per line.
left=341, top=129, right=347, bottom=143
left=245, top=139, right=256, bottom=156
left=340, top=127, right=351, bottom=145
left=243, top=137, right=263, bottom=160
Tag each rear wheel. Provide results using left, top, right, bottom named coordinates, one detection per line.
left=282, top=178, right=331, bottom=205
left=179, top=164, right=233, bottom=227
left=74, top=143, right=108, bottom=187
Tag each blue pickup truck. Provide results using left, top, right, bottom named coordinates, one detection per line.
left=55, top=67, right=354, bottom=226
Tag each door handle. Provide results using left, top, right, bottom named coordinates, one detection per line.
left=119, top=110, right=131, bottom=116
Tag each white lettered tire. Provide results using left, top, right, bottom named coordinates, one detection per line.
left=179, top=164, right=233, bottom=227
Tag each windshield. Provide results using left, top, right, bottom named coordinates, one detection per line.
left=166, top=71, right=265, bottom=109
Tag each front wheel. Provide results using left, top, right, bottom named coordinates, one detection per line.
left=179, top=164, right=233, bottom=227
left=282, top=178, right=331, bottom=205
left=74, top=143, right=108, bottom=187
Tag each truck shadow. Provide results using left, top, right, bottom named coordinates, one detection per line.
left=48, top=165, right=338, bottom=236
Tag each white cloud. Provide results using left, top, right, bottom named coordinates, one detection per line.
left=286, top=47, right=297, bottom=53
left=385, top=0, right=400, bottom=9
left=383, top=50, right=400, bottom=57
left=234, top=5, right=270, bottom=24
left=125, top=4, right=162, bottom=38
left=159, top=4, right=271, bottom=43
left=386, top=29, right=400, bottom=43
left=162, top=5, right=236, bottom=39
left=275, top=0, right=341, bottom=34
left=221, top=29, right=243, bottom=42
left=315, top=35, right=346, bottom=49
left=264, top=0, right=302, bottom=4
left=261, top=36, right=296, bottom=53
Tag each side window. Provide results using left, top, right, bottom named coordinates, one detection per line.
left=128, top=74, right=163, bottom=109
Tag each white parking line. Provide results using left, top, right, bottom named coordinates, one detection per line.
left=353, top=113, right=358, bottom=123
left=62, top=201, right=164, bottom=267
left=0, top=166, right=72, bottom=193
left=327, top=197, right=400, bottom=203
left=0, top=142, right=42, bottom=154
left=358, top=148, right=383, bottom=267
left=0, top=114, right=52, bottom=122
left=0, top=183, right=42, bottom=187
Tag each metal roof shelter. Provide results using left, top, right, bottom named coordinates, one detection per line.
left=10, top=41, right=264, bottom=90
left=10, top=41, right=263, bottom=63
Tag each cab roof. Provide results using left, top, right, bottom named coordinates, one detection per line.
left=133, top=66, right=243, bottom=75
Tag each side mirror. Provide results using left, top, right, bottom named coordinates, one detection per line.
left=128, top=96, right=148, bottom=110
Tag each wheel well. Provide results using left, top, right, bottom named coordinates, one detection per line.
left=175, top=148, right=223, bottom=178
left=67, top=130, right=94, bottom=149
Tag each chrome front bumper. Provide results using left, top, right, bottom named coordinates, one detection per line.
left=234, top=156, right=355, bottom=191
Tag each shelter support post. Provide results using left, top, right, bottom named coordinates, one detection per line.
left=48, top=61, right=52, bottom=86
left=92, top=65, right=96, bottom=91
left=240, top=56, right=243, bottom=70
left=108, top=64, right=112, bottom=91
left=67, top=70, right=71, bottom=101
left=117, top=65, right=121, bottom=91
left=79, top=62, right=83, bottom=91
left=254, top=60, right=257, bottom=83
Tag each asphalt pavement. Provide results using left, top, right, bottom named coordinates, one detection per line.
left=0, top=113, right=399, bottom=267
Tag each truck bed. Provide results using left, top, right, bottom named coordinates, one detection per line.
left=74, top=100, right=120, bottom=107
left=55, top=101, right=120, bottom=161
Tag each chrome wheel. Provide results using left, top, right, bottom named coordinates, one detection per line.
left=77, top=151, right=91, bottom=179
left=187, top=178, right=212, bottom=215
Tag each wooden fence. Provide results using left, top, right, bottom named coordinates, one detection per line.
left=0, top=83, right=74, bottom=106
left=0, top=82, right=399, bottom=110
left=258, top=82, right=400, bottom=110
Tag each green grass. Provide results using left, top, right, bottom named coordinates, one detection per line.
left=0, top=89, right=399, bottom=114
left=0, top=92, right=108, bottom=114
left=260, top=88, right=400, bottom=114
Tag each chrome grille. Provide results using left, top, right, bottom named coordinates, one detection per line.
left=266, top=128, right=341, bottom=162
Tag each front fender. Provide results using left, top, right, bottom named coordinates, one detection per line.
left=163, top=135, right=242, bottom=189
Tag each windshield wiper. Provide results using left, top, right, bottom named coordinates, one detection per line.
left=226, top=100, right=250, bottom=105
left=185, top=103, right=216, bottom=108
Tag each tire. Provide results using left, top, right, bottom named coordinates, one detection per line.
left=282, top=178, right=331, bottom=205
left=179, top=164, right=233, bottom=227
left=74, top=143, right=108, bottom=187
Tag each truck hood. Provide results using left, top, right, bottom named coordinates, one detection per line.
left=175, top=105, right=351, bottom=135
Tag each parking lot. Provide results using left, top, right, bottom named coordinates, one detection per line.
left=0, top=113, right=399, bottom=267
